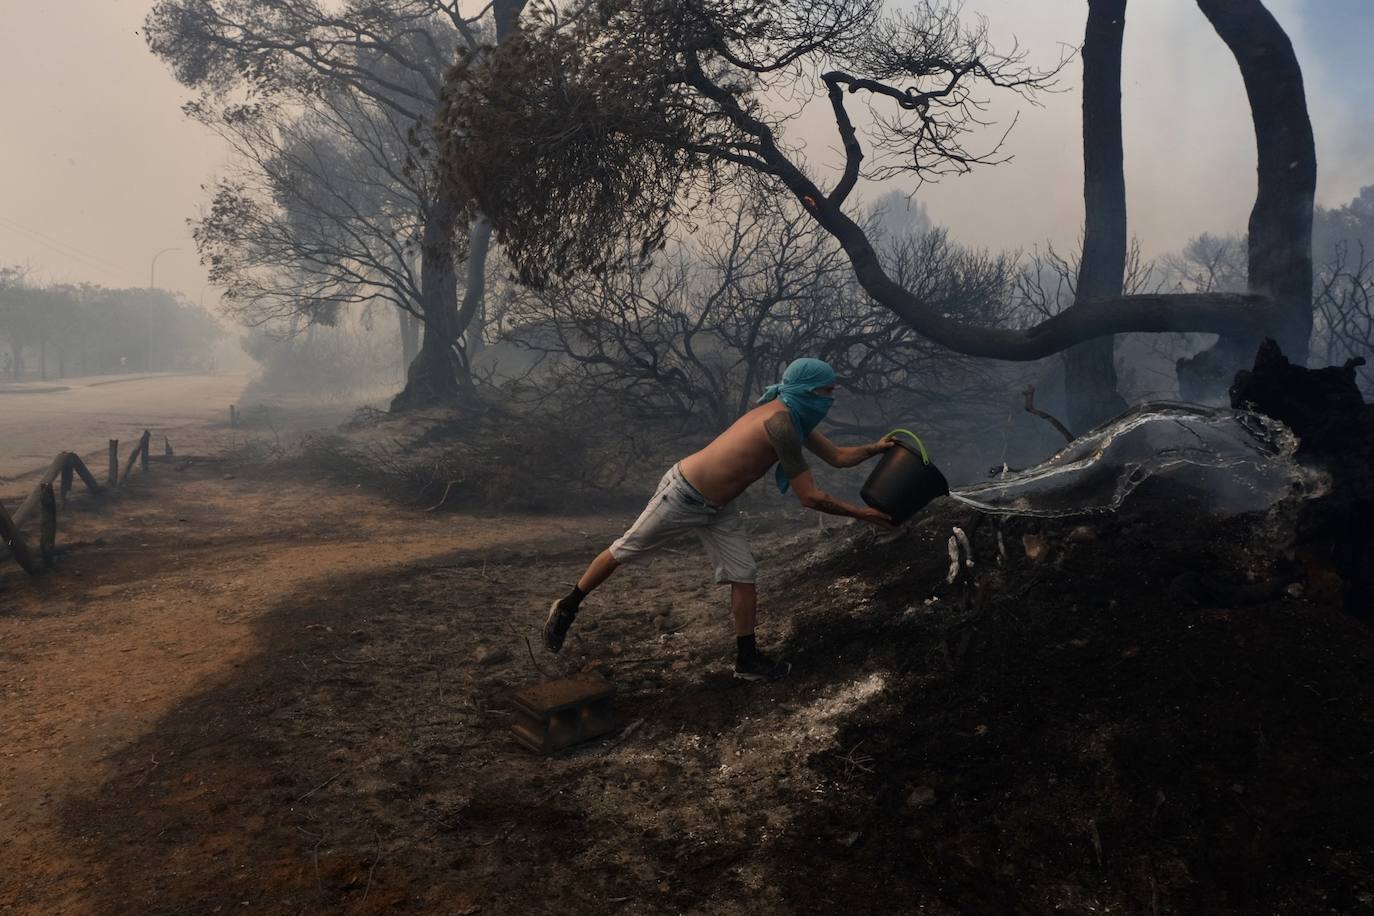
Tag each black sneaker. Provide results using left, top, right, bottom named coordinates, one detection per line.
left=543, top=595, right=579, bottom=653
left=734, top=651, right=791, bottom=682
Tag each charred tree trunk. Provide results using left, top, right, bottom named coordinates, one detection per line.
left=1231, top=340, right=1371, bottom=618
left=1065, top=0, right=1130, bottom=431
left=398, top=308, right=420, bottom=376
left=390, top=195, right=474, bottom=411
left=390, top=0, right=526, bottom=412
left=1178, top=0, right=1316, bottom=401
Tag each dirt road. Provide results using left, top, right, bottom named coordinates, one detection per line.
left=0, top=452, right=649, bottom=913
left=0, top=372, right=251, bottom=479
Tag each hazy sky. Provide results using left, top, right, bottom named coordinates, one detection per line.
left=1, top=0, right=1371, bottom=305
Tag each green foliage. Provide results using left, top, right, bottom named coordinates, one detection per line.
left=439, top=0, right=716, bottom=286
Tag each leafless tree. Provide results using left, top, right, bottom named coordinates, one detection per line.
left=191, top=87, right=431, bottom=341
left=498, top=194, right=1024, bottom=438
left=1163, top=234, right=1248, bottom=295
left=1313, top=242, right=1374, bottom=395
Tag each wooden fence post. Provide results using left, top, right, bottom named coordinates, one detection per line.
left=60, top=455, right=74, bottom=508
left=230, top=404, right=238, bottom=429
left=108, top=439, right=119, bottom=488
left=0, top=502, right=41, bottom=576
left=68, top=454, right=102, bottom=494
left=120, top=437, right=143, bottom=484
left=139, top=430, right=150, bottom=474
left=39, top=483, right=57, bottom=568
left=13, top=452, right=72, bottom=527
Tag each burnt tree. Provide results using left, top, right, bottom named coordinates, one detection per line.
left=1178, top=0, right=1317, bottom=400
left=444, top=0, right=1318, bottom=395
left=1065, top=0, right=1129, bottom=430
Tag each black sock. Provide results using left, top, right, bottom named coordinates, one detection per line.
left=736, top=634, right=757, bottom=663
left=565, top=585, right=587, bottom=610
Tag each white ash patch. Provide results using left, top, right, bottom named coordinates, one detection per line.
left=786, top=671, right=888, bottom=745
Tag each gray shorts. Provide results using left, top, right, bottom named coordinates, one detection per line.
left=609, top=464, right=758, bottom=584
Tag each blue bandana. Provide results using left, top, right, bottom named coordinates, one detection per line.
left=757, top=357, right=836, bottom=493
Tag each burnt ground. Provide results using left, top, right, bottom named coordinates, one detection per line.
left=3, top=451, right=1374, bottom=914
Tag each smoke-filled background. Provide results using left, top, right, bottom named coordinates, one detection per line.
left=2, top=0, right=1373, bottom=491
left=1, top=0, right=1370, bottom=298
left=7, top=7, right=1374, bottom=914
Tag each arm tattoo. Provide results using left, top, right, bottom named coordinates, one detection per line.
left=810, top=494, right=853, bottom=517
left=764, top=412, right=809, bottom=479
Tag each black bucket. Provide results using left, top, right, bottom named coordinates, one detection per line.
left=860, top=429, right=949, bottom=524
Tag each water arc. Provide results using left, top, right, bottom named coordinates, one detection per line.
left=949, top=402, right=1323, bottom=518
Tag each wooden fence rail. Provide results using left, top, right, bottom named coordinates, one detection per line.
left=2, top=428, right=163, bottom=577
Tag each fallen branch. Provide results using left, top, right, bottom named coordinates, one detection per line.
left=601, top=717, right=644, bottom=752
left=424, top=479, right=463, bottom=512
left=296, top=771, right=342, bottom=802
left=1022, top=385, right=1075, bottom=443
left=508, top=620, right=550, bottom=677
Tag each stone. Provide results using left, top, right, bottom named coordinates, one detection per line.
left=1022, top=534, right=1051, bottom=562
left=473, top=646, right=512, bottom=666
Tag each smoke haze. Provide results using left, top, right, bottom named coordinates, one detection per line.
left=0, top=0, right=1370, bottom=302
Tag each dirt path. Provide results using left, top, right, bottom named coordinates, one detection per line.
left=0, top=457, right=644, bottom=913
left=0, top=372, right=256, bottom=478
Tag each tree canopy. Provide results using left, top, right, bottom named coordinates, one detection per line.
left=441, top=0, right=1303, bottom=366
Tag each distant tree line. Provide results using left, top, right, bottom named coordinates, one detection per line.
left=0, top=269, right=222, bottom=381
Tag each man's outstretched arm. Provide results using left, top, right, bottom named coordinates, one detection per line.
left=787, top=470, right=892, bottom=526
left=764, top=413, right=891, bottom=525
left=805, top=430, right=895, bottom=468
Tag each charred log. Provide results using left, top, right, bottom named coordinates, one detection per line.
left=1232, top=339, right=1373, bottom=618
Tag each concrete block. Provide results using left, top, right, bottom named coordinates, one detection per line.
left=508, top=672, right=617, bottom=754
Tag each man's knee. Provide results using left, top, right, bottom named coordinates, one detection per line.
left=718, top=562, right=758, bottom=586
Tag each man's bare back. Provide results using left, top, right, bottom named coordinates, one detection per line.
left=678, top=401, right=791, bottom=504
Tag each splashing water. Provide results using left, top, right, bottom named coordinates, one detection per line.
left=949, top=402, right=1326, bottom=518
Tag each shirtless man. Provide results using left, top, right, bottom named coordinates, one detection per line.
left=543, top=358, right=894, bottom=681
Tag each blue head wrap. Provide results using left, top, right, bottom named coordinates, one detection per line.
left=757, top=357, right=836, bottom=493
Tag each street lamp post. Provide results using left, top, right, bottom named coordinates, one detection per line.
left=149, top=246, right=181, bottom=289
left=146, top=247, right=181, bottom=372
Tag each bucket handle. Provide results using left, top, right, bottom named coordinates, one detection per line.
left=884, top=428, right=931, bottom=465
